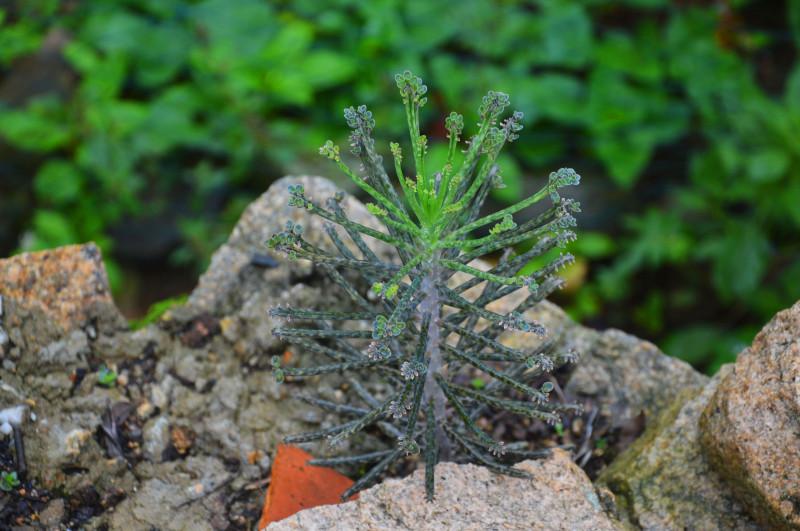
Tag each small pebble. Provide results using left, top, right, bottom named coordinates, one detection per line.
left=137, top=401, right=154, bottom=419
left=151, top=386, right=168, bottom=410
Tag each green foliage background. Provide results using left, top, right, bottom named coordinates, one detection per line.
left=1, top=0, right=799, bottom=373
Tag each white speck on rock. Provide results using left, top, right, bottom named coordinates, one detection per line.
left=0, top=405, right=26, bottom=435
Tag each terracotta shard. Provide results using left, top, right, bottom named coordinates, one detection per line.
left=259, top=444, right=356, bottom=529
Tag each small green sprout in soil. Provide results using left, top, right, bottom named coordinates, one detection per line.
left=129, top=294, right=189, bottom=330
left=268, top=71, right=582, bottom=501
left=97, top=366, right=118, bottom=387
left=0, top=471, right=20, bottom=492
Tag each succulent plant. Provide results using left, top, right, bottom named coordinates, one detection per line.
left=268, top=71, right=582, bottom=501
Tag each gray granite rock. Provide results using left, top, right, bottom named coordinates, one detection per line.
left=267, top=449, right=621, bottom=531
left=186, top=175, right=386, bottom=316
left=493, top=291, right=707, bottom=430
left=108, top=456, right=230, bottom=531
left=700, top=300, right=800, bottom=530
left=0, top=176, right=730, bottom=530
left=596, top=366, right=760, bottom=530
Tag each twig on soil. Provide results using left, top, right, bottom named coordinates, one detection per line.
left=172, top=475, right=236, bottom=509
left=12, top=426, right=26, bottom=479
left=575, top=407, right=599, bottom=468
left=243, top=477, right=271, bottom=491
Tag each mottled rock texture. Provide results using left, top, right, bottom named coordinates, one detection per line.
left=0, top=243, right=125, bottom=337
left=186, top=175, right=385, bottom=316
left=0, top=176, right=730, bottom=529
left=700, top=301, right=800, bottom=530
left=597, top=366, right=760, bottom=530
left=267, top=449, right=621, bottom=531
left=495, top=291, right=707, bottom=430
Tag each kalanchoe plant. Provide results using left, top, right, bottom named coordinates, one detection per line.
left=268, top=71, right=582, bottom=501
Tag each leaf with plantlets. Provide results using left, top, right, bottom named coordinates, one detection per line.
left=268, top=70, right=582, bottom=502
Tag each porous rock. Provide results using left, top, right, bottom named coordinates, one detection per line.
left=186, top=176, right=386, bottom=316
left=493, top=291, right=707, bottom=429
left=0, top=243, right=126, bottom=341
left=0, top=176, right=720, bottom=529
left=596, top=366, right=760, bottom=530
left=107, top=456, right=229, bottom=531
left=700, top=300, right=800, bottom=530
left=267, top=449, right=621, bottom=531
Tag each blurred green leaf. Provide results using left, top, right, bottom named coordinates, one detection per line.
left=0, top=12, right=43, bottom=65
left=704, top=223, right=770, bottom=300
left=299, top=50, right=358, bottom=89
left=594, top=30, right=662, bottom=83
left=663, top=325, right=740, bottom=369
left=746, top=149, right=789, bottom=183
left=29, top=210, right=78, bottom=249
left=572, top=232, right=616, bottom=259
left=492, top=155, right=523, bottom=203
left=0, top=99, right=72, bottom=152
left=785, top=64, right=800, bottom=111
left=34, top=160, right=83, bottom=205
left=790, top=0, right=800, bottom=47
left=129, top=294, right=189, bottom=330
left=593, top=133, right=653, bottom=187
left=531, top=3, right=592, bottom=68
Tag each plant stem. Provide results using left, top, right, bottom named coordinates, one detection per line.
left=419, top=270, right=451, bottom=461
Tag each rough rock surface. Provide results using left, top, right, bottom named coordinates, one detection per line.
left=700, top=301, right=800, bottom=530
left=108, top=456, right=230, bottom=531
left=0, top=176, right=715, bottom=529
left=495, top=292, right=707, bottom=430
left=596, top=366, right=760, bottom=530
left=0, top=183, right=350, bottom=527
left=0, top=243, right=126, bottom=337
left=267, top=449, right=621, bottom=531
left=186, top=175, right=386, bottom=316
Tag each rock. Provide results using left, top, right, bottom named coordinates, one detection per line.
left=107, top=456, right=229, bottom=531
left=596, top=366, right=760, bottom=530
left=0, top=176, right=722, bottom=529
left=38, top=498, right=65, bottom=528
left=267, top=449, right=620, bottom=531
left=186, top=176, right=384, bottom=316
left=0, top=244, right=126, bottom=339
left=699, top=300, right=800, bottom=530
left=34, top=329, right=90, bottom=368
left=24, top=409, right=105, bottom=489
left=143, top=415, right=171, bottom=461
left=494, top=291, right=707, bottom=429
